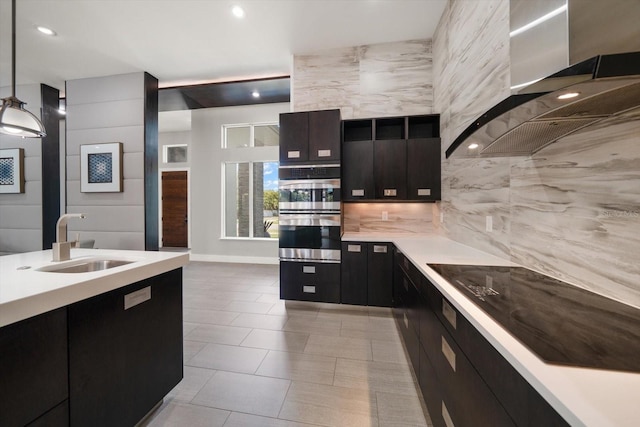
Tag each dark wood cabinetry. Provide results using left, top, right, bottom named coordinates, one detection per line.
left=342, top=115, right=440, bottom=201
left=393, top=249, right=569, bottom=427
left=341, top=241, right=393, bottom=306
left=280, top=261, right=341, bottom=303
left=0, top=308, right=68, bottom=427
left=68, top=269, right=183, bottom=427
left=279, top=109, right=341, bottom=164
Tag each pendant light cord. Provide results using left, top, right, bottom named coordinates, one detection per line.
left=11, top=0, right=16, bottom=98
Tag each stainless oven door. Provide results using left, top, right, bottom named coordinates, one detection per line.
left=279, top=179, right=340, bottom=213
left=278, top=214, right=341, bottom=263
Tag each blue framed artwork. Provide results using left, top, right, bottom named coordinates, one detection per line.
left=80, top=142, right=123, bottom=192
left=0, top=148, right=25, bottom=194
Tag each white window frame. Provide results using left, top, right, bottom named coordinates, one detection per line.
left=221, top=121, right=279, bottom=240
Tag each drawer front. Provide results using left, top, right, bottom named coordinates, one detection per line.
left=280, top=261, right=341, bottom=303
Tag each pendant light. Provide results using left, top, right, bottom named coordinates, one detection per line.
left=0, top=0, right=47, bottom=138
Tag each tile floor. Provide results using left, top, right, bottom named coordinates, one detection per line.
left=142, top=261, right=432, bottom=427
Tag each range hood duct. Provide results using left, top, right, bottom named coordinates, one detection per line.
left=446, top=0, right=640, bottom=159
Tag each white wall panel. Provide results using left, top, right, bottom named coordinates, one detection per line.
left=66, top=73, right=144, bottom=105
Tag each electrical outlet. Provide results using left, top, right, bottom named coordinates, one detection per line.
left=382, top=211, right=389, bottom=221
left=440, top=212, right=444, bottom=223
left=486, top=216, right=493, bottom=232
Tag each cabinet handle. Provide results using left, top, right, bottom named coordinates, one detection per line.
left=373, top=245, right=387, bottom=253
left=303, top=285, right=316, bottom=294
left=287, top=150, right=300, bottom=159
left=383, top=188, right=397, bottom=197
left=417, top=188, right=431, bottom=196
left=347, top=244, right=362, bottom=252
left=442, top=401, right=455, bottom=427
left=303, top=266, right=316, bottom=274
left=351, top=189, right=365, bottom=197
left=441, top=336, right=456, bottom=372
left=124, top=286, right=151, bottom=310
left=442, top=300, right=457, bottom=330
left=317, top=149, right=331, bottom=157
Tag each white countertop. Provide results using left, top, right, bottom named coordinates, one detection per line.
left=343, top=232, right=640, bottom=427
left=0, top=248, right=189, bottom=328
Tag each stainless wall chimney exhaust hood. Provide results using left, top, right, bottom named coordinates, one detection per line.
left=446, top=0, right=640, bottom=159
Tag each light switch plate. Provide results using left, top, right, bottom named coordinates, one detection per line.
left=382, top=211, right=388, bottom=221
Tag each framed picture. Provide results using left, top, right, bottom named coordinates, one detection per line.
left=80, top=142, right=123, bottom=192
left=0, top=148, right=25, bottom=194
left=163, top=144, right=188, bottom=163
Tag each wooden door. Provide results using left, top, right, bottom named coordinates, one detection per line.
left=161, top=171, right=188, bottom=248
left=279, top=112, right=309, bottom=163
left=374, top=139, right=407, bottom=199
left=309, top=109, right=341, bottom=162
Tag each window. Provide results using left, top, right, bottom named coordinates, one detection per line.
left=222, top=122, right=279, bottom=239
left=224, top=124, right=279, bottom=148
left=163, top=144, right=188, bottom=163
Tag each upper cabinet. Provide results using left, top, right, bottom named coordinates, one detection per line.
left=279, top=109, right=341, bottom=165
left=342, top=115, right=441, bottom=202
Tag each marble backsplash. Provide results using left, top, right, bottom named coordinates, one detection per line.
left=434, top=0, right=640, bottom=308
left=293, top=39, right=433, bottom=119
left=343, top=203, right=435, bottom=234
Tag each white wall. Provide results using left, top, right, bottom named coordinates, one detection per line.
left=65, top=72, right=149, bottom=250
left=186, top=102, right=289, bottom=263
left=0, top=84, right=43, bottom=253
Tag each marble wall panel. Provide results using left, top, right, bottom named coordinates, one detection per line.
left=343, top=203, right=435, bottom=234
left=293, top=39, right=433, bottom=119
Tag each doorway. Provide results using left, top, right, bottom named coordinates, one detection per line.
left=161, top=170, right=189, bottom=248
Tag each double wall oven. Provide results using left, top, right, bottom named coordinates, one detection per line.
left=278, top=165, right=341, bottom=263
left=279, top=165, right=341, bottom=302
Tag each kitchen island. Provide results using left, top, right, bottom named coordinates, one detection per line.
left=0, top=248, right=189, bottom=427
left=343, top=233, right=640, bottom=427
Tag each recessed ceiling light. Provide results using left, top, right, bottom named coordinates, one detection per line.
left=37, top=26, right=56, bottom=36
left=252, top=90, right=260, bottom=98
left=468, top=143, right=479, bottom=150
left=557, top=92, right=580, bottom=100
left=232, top=6, right=245, bottom=18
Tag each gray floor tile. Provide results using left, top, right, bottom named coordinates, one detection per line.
left=376, top=391, right=430, bottom=426
left=185, top=324, right=252, bottom=345
left=278, top=381, right=379, bottom=427
left=334, top=358, right=418, bottom=396
left=143, top=401, right=229, bottom=427
left=183, top=321, right=199, bottom=335
left=371, top=339, right=411, bottom=365
left=304, top=334, right=373, bottom=361
left=283, top=317, right=342, bottom=336
left=223, top=412, right=311, bottom=427
left=268, top=301, right=321, bottom=317
left=165, top=366, right=216, bottom=402
left=230, top=313, right=288, bottom=330
left=257, top=293, right=281, bottom=303
left=222, top=300, right=276, bottom=314
left=184, top=308, right=241, bottom=325
left=192, top=371, right=290, bottom=418
left=241, top=329, right=310, bottom=353
left=188, top=343, right=268, bottom=374
left=256, top=350, right=336, bottom=385
left=184, top=340, right=208, bottom=363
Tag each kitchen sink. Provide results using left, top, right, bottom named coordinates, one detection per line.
left=37, top=259, right=134, bottom=273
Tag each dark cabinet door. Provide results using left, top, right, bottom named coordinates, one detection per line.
left=407, top=138, right=441, bottom=201
left=279, top=112, right=309, bottom=163
left=342, top=139, right=375, bottom=200
left=367, top=243, right=393, bottom=307
left=309, top=109, right=341, bottom=162
left=68, top=269, right=183, bottom=427
left=374, top=139, right=407, bottom=199
left=341, top=242, right=368, bottom=305
left=0, top=308, right=68, bottom=427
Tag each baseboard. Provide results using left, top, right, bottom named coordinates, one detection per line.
left=189, top=253, right=279, bottom=265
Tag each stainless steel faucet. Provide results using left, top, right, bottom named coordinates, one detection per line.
left=52, top=213, right=86, bottom=261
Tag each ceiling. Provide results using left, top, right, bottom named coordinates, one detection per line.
left=0, top=0, right=447, bottom=95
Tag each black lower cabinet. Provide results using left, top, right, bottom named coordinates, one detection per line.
left=394, top=249, right=569, bottom=427
left=0, top=308, right=68, bottom=427
left=68, top=269, right=183, bottom=427
left=341, top=241, right=393, bottom=307
left=281, top=261, right=340, bottom=303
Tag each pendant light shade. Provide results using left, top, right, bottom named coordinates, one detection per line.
left=0, top=0, right=47, bottom=138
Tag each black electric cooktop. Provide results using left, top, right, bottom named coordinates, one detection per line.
left=428, top=264, right=640, bottom=373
